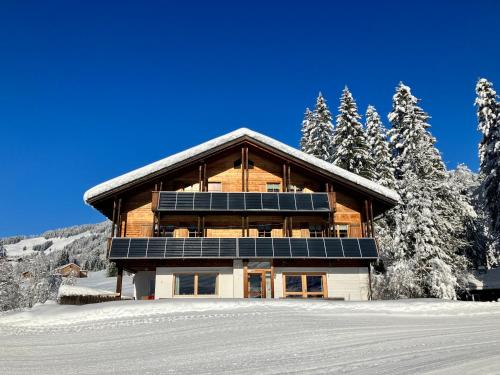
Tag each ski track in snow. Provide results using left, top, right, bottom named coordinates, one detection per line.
left=1, top=299, right=499, bottom=375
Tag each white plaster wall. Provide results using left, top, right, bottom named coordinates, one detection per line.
left=233, top=260, right=244, bottom=298
left=155, top=267, right=234, bottom=299
left=134, top=271, right=156, bottom=300
left=329, top=267, right=370, bottom=301
left=273, top=267, right=370, bottom=300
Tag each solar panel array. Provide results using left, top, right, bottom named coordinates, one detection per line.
left=157, top=192, right=330, bottom=212
left=109, top=237, right=378, bottom=259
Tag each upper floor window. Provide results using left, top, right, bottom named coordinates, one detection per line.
left=188, top=225, right=199, bottom=237
left=336, top=224, right=349, bottom=238
left=258, top=224, right=272, bottom=237
left=309, top=224, right=323, bottom=237
left=208, top=182, right=222, bottom=192
left=266, top=183, right=280, bottom=192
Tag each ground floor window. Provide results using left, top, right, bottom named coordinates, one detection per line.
left=174, top=273, right=218, bottom=296
left=283, top=273, right=326, bottom=298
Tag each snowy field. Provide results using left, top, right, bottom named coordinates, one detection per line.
left=1, top=299, right=500, bottom=374
left=75, top=270, right=134, bottom=297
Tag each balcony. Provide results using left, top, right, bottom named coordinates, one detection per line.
left=152, top=191, right=333, bottom=213
left=108, top=237, right=378, bottom=260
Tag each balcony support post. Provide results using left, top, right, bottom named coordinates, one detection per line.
left=116, top=198, right=122, bottom=237
left=111, top=198, right=117, bottom=237
left=369, top=199, right=375, bottom=238
left=115, top=264, right=123, bottom=301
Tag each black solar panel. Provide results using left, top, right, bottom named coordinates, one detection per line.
left=256, top=238, right=273, bottom=257
left=295, top=194, right=313, bottom=211
left=290, top=238, right=308, bottom=257
left=159, top=192, right=177, bottom=210
left=245, top=193, right=262, bottom=210
left=127, top=238, right=148, bottom=257
left=220, top=238, right=237, bottom=257
left=239, top=238, right=255, bottom=257
left=278, top=194, right=295, bottom=210
left=262, top=194, right=279, bottom=210
left=312, top=194, right=330, bottom=211
left=110, top=238, right=130, bottom=258
left=194, top=192, right=211, bottom=210
left=147, top=238, right=166, bottom=257
left=359, top=238, right=378, bottom=258
left=210, top=193, right=227, bottom=210
left=183, top=238, right=202, bottom=257
left=273, top=238, right=291, bottom=257
left=307, top=238, right=326, bottom=257
left=342, top=239, right=362, bottom=257
left=201, top=238, right=218, bottom=257
left=229, top=193, right=245, bottom=210
left=175, top=192, right=194, bottom=210
left=108, top=236, right=378, bottom=260
left=324, top=238, right=344, bottom=257
left=165, top=238, right=184, bottom=258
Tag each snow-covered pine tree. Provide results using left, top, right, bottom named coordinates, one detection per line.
left=300, top=93, right=335, bottom=162
left=475, top=78, right=500, bottom=267
left=365, top=105, right=395, bottom=188
left=379, top=82, right=473, bottom=299
left=0, top=259, right=20, bottom=311
left=332, top=87, right=375, bottom=179
left=300, top=108, right=315, bottom=153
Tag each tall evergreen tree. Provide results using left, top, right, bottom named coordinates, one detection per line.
left=365, top=105, right=395, bottom=188
left=377, top=83, right=472, bottom=299
left=332, top=87, right=374, bottom=178
left=300, top=93, right=334, bottom=162
left=475, top=78, right=500, bottom=267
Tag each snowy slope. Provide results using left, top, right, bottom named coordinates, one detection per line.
left=4, top=232, right=93, bottom=258
left=1, top=299, right=499, bottom=374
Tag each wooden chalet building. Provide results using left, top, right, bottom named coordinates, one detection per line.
left=84, top=128, right=399, bottom=300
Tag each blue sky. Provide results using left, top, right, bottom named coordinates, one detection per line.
left=1, top=1, right=499, bottom=236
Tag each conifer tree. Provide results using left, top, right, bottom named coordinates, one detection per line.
left=332, top=87, right=374, bottom=178
left=475, top=78, right=500, bottom=266
left=378, top=83, right=472, bottom=299
left=365, top=105, right=395, bottom=188
left=300, top=93, right=334, bottom=162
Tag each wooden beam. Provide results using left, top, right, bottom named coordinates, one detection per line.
left=245, top=146, right=249, bottom=192
left=287, top=163, right=291, bottom=190
left=115, top=265, right=123, bottom=301
left=111, top=199, right=117, bottom=237
left=369, top=199, right=375, bottom=238
left=203, top=162, right=208, bottom=191
left=364, top=199, right=370, bottom=237
left=282, top=163, right=287, bottom=192
left=116, top=198, right=122, bottom=237
left=198, top=163, right=203, bottom=191
left=242, top=216, right=245, bottom=237
left=241, top=146, right=245, bottom=192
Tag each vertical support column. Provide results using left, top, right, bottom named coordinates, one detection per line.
left=282, top=163, right=287, bottom=192
left=241, top=146, right=246, bottom=192
left=115, top=265, right=123, bottom=301
left=202, top=216, right=206, bottom=237
left=287, top=163, right=291, bottom=191
left=368, top=263, right=373, bottom=300
left=241, top=216, right=245, bottom=237
left=283, top=216, right=287, bottom=237
left=198, top=163, right=202, bottom=191
left=246, top=216, right=250, bottom=237
left=111, top=198, right=117, bottom=237
left=197, top=216, right=201, bottom=237
left=288, top=216, right=293, bottom=237
left=245, top=146, right=249, bottom=192
left=363, top=199, right=370, bottom=237
left=116, top=198, right=122, bottom=237
left=369, top=199, right=375, bottom=238
left=203, top=161, right=208, bottom=192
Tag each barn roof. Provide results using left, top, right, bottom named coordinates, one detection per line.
left=83, top=127, right=400, bottom=205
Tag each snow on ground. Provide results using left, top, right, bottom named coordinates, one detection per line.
left=76, top=270, right=134, bottom=297
left=4, top=232, right=92, bottom=257
left=1, top=299, right=499, bottom=374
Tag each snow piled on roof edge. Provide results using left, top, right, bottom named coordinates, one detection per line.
left=83, top=127, right=400, bottom=204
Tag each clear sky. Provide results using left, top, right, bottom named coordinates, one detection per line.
left=1, top=1, right=499, bottom=236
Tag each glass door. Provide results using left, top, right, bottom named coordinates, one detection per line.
left=247, top=272, right=264, bottom=298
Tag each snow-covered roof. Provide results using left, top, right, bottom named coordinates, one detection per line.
left=84, top=128, right=400, bottom=204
